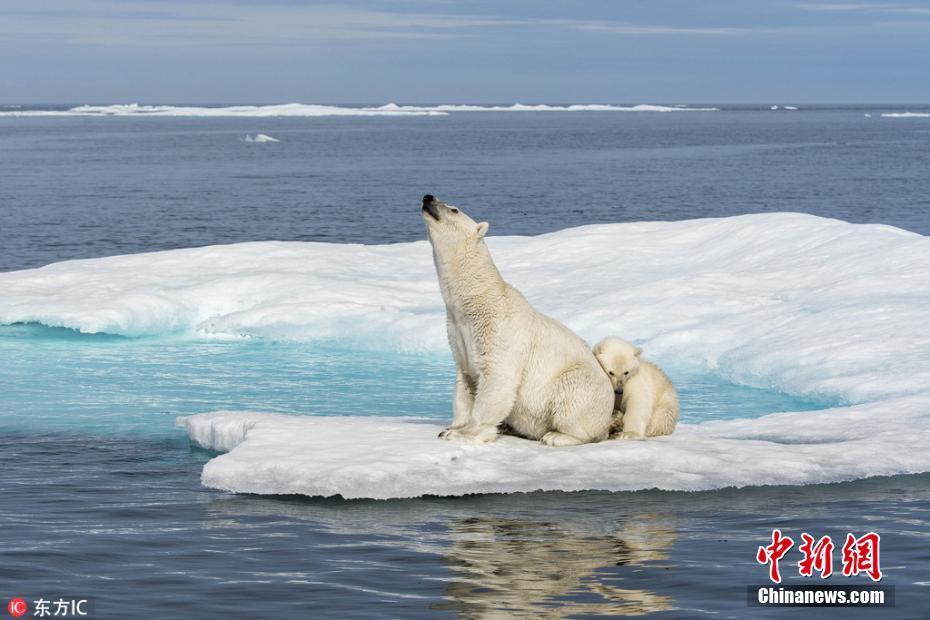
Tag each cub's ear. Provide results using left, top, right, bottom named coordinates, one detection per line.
left=476, top=222, right=489, bottom=238
left=634, top=346, right=643, bottom=357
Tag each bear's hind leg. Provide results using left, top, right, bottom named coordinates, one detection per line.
left=645, top=401, right=679, bottom=437
left=545, top=366, right=613, bottom=446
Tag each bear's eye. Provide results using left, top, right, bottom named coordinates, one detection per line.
left=450, top=208, right=459, bottom=214
left=623, top=371, right=630, bottom=375
left=607, top=371, right=615, bottom=376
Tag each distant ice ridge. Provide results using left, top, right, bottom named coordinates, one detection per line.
left=880, top=112, right=930, bottom=118
left=0, top=102, right=718, bottom=117
left=0, top=103, right=442, bottom=117
left=377, top=103, right=719, bottom=113
left=4, top=214, right=930, bottom=496
left=177, top=405, right=930, bottom=499
left=242, top=133, right=279, bottom=143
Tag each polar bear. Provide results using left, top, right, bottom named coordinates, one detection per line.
left=592, top=337, right=679, bottom=440
left=422, top=195, right=614, bottom=446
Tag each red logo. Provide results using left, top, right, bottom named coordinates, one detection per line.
left=798, top=533, right=835, bottom=579
left=842, top=532, right=883, bottom=581
left=757, top=530, right=883, bottom=583
left=756, top=528, right=794, bottom=583
left=7, top=598, right=28, bottom=618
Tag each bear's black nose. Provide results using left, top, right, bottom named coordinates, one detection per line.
left=422, top=194, right=436, bottom=207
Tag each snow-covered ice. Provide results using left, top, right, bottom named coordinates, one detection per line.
left=880, top=112, right=930, bottom=118
left=0, top=103, right=718, bottom=117
left=176, top=403, right=930, bottom=499
left=3, top=213, right=929, bottom=497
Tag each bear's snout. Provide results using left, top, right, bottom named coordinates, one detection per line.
left=422, top=194, right=441, bottom=221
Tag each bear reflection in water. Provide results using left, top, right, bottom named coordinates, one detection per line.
left=434, top=515, right=676, bottom=617
left=201, top=494, right=677, bottom=617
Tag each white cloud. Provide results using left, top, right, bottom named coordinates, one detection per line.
left=799, top=3, right=894, bottom=9
left=798, top=3, right=930, bottom=14
left=568, top=22, right=760, bottom=36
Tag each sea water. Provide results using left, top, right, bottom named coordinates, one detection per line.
left=0, top=324, right=830, bottom=435
left=1, top=105, right=929, bottom=617
left=2, top=104, right=930, bottom=272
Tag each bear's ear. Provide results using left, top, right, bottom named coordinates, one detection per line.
left=476, top=222, right=489, bottom=238
left=634, top=346, right=643, bottom=357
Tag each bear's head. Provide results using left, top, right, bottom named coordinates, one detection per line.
left=422, top=194, right=489, bottom=249
left=593, top=337, right=642, bottom=393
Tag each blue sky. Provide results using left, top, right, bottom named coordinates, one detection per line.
left=1, top=1, right=928, bottom=103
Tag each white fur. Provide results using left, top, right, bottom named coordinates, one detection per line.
left=593, top=337, right=680, bottom=440
left=422, top=196, right=614, bottom=446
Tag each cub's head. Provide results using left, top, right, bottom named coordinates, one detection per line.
left=593, top=337, right=642, bottom=393
left=421, top=194, right=489, bottom=247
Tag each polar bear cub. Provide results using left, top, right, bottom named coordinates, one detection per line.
left=592, top=337, right=679, bottom=440
left=422, top=195, right=614, bottom=446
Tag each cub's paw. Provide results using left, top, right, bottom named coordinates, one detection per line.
left=613, top=431, right=645, bottom=441
left=541, top=431, right=584, bottom=447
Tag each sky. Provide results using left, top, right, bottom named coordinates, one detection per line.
left=1, top=0, right=928, bottom=103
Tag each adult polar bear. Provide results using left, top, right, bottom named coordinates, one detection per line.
left=422, top=195, right=614, bottom=446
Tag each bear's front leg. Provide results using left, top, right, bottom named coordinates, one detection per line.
left=441, top=360, right=521, bottom=444
left=454, top=367, right=520, bottom=443
left=615, top=395, right=650, bottom=440
left=440, top=368, right=476, bottom=439
left=608, top=409, right=625, bottom=437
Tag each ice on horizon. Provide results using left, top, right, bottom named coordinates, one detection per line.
left=2, top=214, right=929, bottom=497
left=881, top=112, right=930, bottom=118
left=0, top=102, right=719, bottom=118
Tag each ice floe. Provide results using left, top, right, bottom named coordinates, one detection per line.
left=177, top=401, right=930, bottom=499
left=242, top=133, right=279, bottom=143
left=3, top=213, right=929, bottom=497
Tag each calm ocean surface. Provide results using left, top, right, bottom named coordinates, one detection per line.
left=2, top=104, right=929, bottom=271
left=1, top=105, right=929, bottom=618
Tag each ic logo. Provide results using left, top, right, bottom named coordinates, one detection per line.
left=7, top=598, right=28, bottom=618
